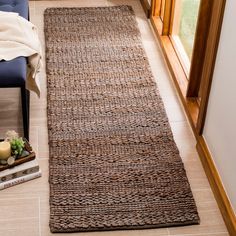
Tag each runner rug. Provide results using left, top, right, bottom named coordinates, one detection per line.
left=44, top=6, right=200, bottom=233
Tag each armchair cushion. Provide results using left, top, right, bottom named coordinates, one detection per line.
left=0, top=57, right=27, bottom=87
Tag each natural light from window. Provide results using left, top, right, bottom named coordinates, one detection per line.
left=172, top=0, right=200, bottom=71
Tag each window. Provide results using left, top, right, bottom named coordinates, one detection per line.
left=150, top=0, right=226, bottom=134
left=171, top=0, right=200, bottom=74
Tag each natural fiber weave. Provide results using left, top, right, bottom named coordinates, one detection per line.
left=44, top=6, right=200, bottom=233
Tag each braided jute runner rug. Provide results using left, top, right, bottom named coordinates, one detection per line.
left=44, top=6, right=200, bottom=233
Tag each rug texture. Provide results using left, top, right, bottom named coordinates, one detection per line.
left=44, top=6, right=200, bottom=233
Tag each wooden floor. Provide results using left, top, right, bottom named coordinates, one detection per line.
left=0, top=1, right=229, bottom=235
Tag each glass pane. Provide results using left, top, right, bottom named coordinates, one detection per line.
left=172, top=0, right=200, bottom=60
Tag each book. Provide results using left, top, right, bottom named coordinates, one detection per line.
left=0, top=159, right=39, bottom=183
left=0, top=170, right=42, bottom=190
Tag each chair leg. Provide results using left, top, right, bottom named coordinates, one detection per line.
left=21, top=87, right=30, bottom=141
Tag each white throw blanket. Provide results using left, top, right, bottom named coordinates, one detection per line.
left=0, top=11, right=42, bottom=97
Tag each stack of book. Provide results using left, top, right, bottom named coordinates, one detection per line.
left=0, top=140, right=41, bottom=190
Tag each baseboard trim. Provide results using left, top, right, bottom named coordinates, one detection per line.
left=196, top=136, right=236, bottom=236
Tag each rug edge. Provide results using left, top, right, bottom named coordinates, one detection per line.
left=50, top=219, right=200, bottom=233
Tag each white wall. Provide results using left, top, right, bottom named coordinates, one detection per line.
left=203, top=0, right=236, bottom=214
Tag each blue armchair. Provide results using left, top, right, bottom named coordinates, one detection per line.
left=0, top=0, right=30, bottom=140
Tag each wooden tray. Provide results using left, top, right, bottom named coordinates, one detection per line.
left=0, top=138, right=35, bottom=172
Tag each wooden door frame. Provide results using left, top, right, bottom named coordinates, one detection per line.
left=186, top=0, right=213, bottom=98
left=150, top=0, right=200, bottom=133
left=140, top=0, right=151, bottom=18
left=195, top=0, right=227, bottom=134
left=162, top=0, right=173, bottom=35
left=149, top=0, right=226, bottom=136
